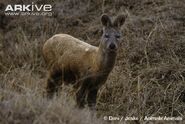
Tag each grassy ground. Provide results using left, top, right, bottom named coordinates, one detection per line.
left=0, top=0, right=185, bottom=123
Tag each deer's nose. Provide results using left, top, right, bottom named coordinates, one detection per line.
left=109, top=43, right=116, bottom=50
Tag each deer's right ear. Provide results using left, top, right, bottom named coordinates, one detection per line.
left=101, top=14, right=112, bottom=27
left=113, top=14, right=127, bottom=28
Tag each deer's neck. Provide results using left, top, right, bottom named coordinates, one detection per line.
left=96, top=45, right=117, bottom=74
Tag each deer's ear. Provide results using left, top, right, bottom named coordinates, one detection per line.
left=101, top=14, right=112, bottom=27
left=113, top=14, right=127, bottom=28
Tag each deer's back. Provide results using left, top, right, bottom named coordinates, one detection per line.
left=43, top=34, right=99, bottom=72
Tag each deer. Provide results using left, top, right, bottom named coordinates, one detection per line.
left=42, top=14, right=126, bottom=108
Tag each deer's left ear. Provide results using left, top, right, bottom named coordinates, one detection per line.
left=101, top=14, right=112, bottom=27
left=113, top=14, right=127, bottom=28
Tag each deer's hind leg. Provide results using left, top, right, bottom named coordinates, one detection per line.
left=46, top=68, right=63, bottom=98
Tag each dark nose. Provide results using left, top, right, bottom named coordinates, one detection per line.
left=109, top=43, right=116, bottom=50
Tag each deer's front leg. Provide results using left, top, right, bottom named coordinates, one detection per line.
left=76, top=82, right=88, bottom=108
left=76, top=76, right=93, bottom=108
left=87, top=88, right=98, bottom=109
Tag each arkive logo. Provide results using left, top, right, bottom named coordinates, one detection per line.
left=4, top=2, right=53, bottom=16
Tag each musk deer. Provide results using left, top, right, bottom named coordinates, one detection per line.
left=43, top=14, right=126, bottom=108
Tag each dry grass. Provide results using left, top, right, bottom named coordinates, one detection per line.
left=0, top=0, right=185, bottom=124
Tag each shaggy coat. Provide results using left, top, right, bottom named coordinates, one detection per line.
left=43, top=14, right=126, bottom=108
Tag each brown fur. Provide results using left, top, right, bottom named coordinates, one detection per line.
left=43, top=14, right=126, bottom=108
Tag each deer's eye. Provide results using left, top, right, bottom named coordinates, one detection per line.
left=115, top=34, right=120, bottom=39
left=104, top=34, right=109, bottom=38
